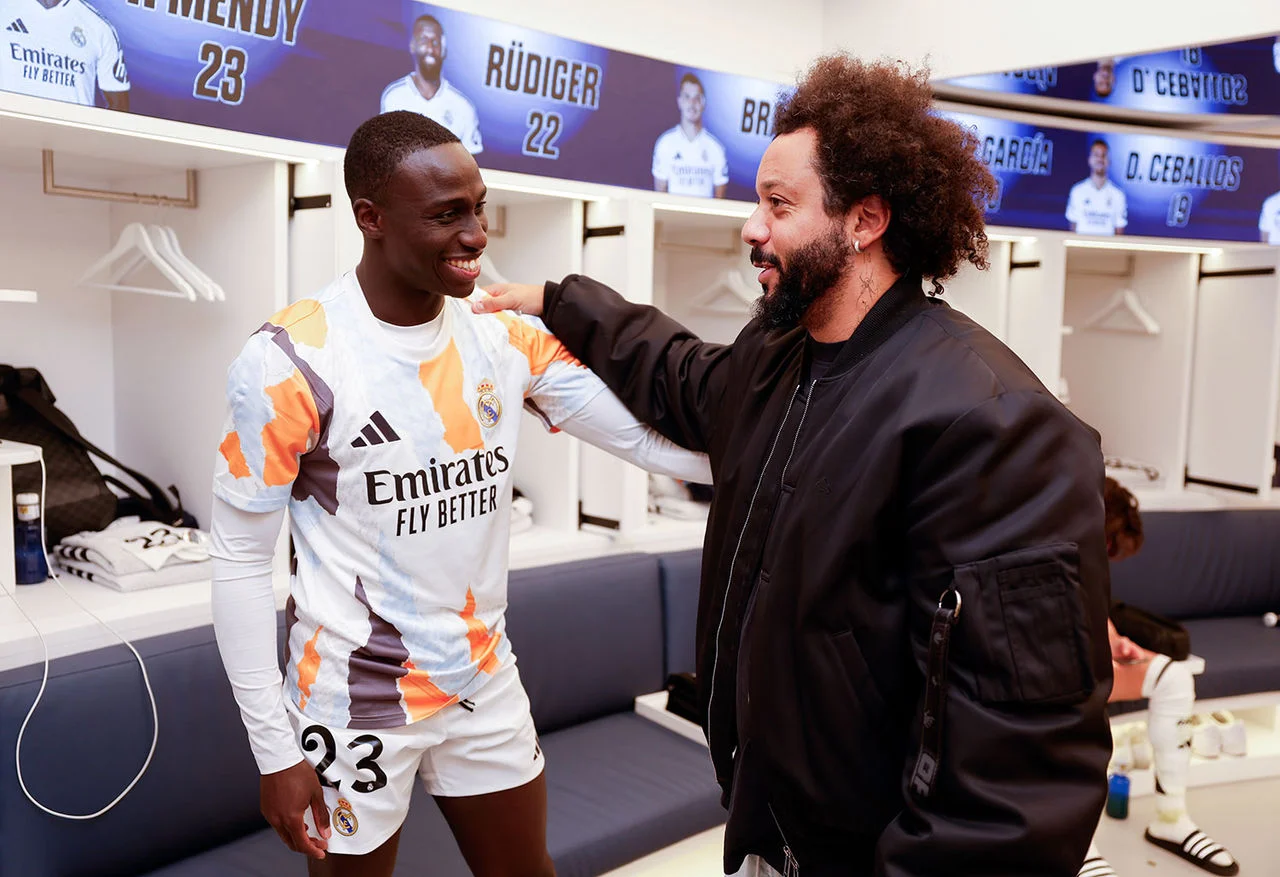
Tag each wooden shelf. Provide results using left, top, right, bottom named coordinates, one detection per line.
left=614, top=516, right=707, bottom=554
left=0, top=567, right=291, bottom=673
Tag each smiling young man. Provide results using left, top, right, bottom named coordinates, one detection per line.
left=209, top=111, right=710, bottom=877
left=478, top=56, right=1113, bottom=876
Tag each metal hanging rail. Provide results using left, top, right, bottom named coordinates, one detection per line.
left=42, top=150, right=198, bottom=208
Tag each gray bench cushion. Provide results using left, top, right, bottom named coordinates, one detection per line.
left=0, top=623, right=276, bottom=877
left=141, top=712, right=724, bottom=877
left=1182, top=617, right=1280, bottom=700
left=658, top=549, right=702, bottom=677
left=0, top=551, right=692, bottom=876
left=507, top=553, right=666, bottom=734
left=1110, top=509, right=1280, bottom=619
left=542, top=713, right=723, bottom=877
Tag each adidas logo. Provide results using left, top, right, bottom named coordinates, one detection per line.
left=6, top=19, right=28, bottom=33
left=351, top=411, right=400, bottom=448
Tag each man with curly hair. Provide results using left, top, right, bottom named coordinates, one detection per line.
left=476, top=55, right=1113, bottom=876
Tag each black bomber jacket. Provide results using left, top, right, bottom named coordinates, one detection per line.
left=541, top=273, right=1114, bottom=877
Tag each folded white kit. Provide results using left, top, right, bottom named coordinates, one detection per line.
left=53, top=518, right=211, bottom=592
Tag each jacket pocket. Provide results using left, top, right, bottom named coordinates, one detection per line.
left=954, top=542, right=1095, bottom=705
left=828, top=629, right=889, bottom=722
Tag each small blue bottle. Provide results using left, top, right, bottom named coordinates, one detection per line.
left=1105, top=771, right=1130, bottom=820
left=14, top=493, right=49, bottom=585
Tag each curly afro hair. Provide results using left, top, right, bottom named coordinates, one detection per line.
left=774, top=54, right=997, bottom=294
left=344, top=110, right=460, bottom=205
left=1103, top=476, right=1144, bottom=557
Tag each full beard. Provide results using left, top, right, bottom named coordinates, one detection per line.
left=752, top=222, right=853, bottom=332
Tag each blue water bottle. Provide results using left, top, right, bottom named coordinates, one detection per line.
left=1105, top=771, right=1130, bottom=820
left=14, top=493, right=49, bottom=585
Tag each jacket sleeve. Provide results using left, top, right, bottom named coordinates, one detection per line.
left=876, top=390, right=1114, bottom=877
left=542, top=274, right=734, bottom=454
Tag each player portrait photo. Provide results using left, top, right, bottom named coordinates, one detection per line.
left=652, top=71, right=729, bottom=199
left=0, top=0, right=129, bottom=111
left=380, top=13, right=482, bottom=153
left=1259, top=190, right=1280, bottom=244
left=1093, top=58, right=1116, bottom=98
left=1066, top=138, right=1128, bottom=236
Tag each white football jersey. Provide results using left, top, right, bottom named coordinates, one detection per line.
left=0, top=0, right=127, bottom=106
left=380, top=75, right=483, bottom=154
left=214, top=273, right=605, bottom=730
left=1065, top=177, right=1128, bottom=236
left=1258, top=191, right=1280, bottom=244
left=652, top=126, right=730, bottom=198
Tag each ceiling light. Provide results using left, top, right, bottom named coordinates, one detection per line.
left=1064, top=239, right=1223, bottom=256
left=486, top=180, right=608, bottom=201
left=0, top=105, right=326, bottom=165
left=651, top=201, right=754, bottom=219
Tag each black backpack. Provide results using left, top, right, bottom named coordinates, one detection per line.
left=0, top=365, right=194, bottom=545
left=1111, top=601, right=1192, bottom=662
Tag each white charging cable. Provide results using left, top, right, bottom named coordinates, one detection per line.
left=7, top=456, right=159, bottom=819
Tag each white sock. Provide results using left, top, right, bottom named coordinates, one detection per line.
left=1140, top=662, right=1235, bottom=870
left=1148, top=803, right=1236, bottom=869
left=1144, top=657, right=1194, bottom=793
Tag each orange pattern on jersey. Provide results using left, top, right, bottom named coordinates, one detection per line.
left=401, top=660, right=457, bottom=722
left=418, top=339, right=484, bottom=452
left=460, top=587, right=503, bottom=675
left=219, top=430, right=251, bottom=479
left=297, top=626, right=323, bottom=709
left=262, top=369, right=320, bottom=487
left=496, top=312, right=583, bottom=377
left=269, top=299, right=328, bottom=349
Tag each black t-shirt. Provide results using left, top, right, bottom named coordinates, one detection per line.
left=803, top=335, right=848, bottom=387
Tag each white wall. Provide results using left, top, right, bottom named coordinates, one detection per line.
left=823, top=1, right=1280, bottom=79
left=938, top=242, right=1011, bottom=341
left=654, top=215, right=756, bottom=345
left=1185, top=249, right=1280, bottom=493
left=486, top=197, right=585, bottom=532
left=1006, top=236, right=1067, bottom=395
left=1187, top=271, right=1280, bottom=491
left=0, top=169, right=117, bottom=452
left=425, top=0, right=823, bottom=83
left=1061, top=249, right=1198, bottom=487
left=289, top=161, right=351, bottom=305
left=110, top=162, right=288, bottom=529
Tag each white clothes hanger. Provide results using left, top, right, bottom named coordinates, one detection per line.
left=79, top=223, right=198, bottom=301
left=1080, top=289, right=1160, bottom=335
left=106, top=226, right=223, bottom=302
left=151, top=225, right=223, bottom=301
left=689, top=268, right=758, bottom=315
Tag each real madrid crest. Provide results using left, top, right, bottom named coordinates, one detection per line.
left=476, top=379, right=502, bottom=428
left=333, top=798, right=358, bottom=837
left=70, top=26, right=86, bottom=48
